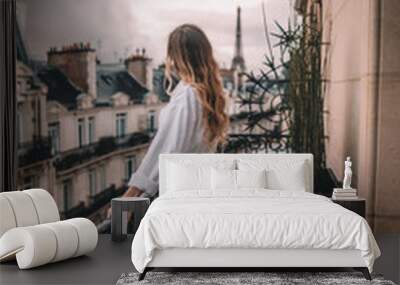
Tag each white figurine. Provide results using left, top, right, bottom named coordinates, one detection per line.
left=343, top=156, right=352, bottom=189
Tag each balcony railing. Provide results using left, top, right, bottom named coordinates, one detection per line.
left=18, top=137, right=52, bottom=167
left=222, top=133, right=290, bottom=153
left=62, top=201, right=87, bottom=219
left=54, top=132, right=150, bottom=171
left=88, top=184, right=126, bottom=211
left=62, top=184, right=127, bottom=220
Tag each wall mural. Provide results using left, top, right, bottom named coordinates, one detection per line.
left=15, top=0, right=300, bottom=227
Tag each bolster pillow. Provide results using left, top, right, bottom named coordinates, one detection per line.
left=0, top=189, right=60, bottom=237
left=0, top=218, right=98, bottom=269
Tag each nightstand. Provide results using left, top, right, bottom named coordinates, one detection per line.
left=332, top=197, right=366, bottom=218
left=111, top=197, right=150, bottom=242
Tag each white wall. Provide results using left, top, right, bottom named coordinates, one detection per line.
left=323, top=0, right=400, bottom=232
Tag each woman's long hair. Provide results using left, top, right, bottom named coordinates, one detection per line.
left=165, top=24, right=229, bottom=148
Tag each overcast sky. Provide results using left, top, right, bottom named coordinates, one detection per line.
left=17, top=0, right=295, bottom=72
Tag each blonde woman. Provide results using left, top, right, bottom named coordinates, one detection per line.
left=112, top=24, right=229, bottom=205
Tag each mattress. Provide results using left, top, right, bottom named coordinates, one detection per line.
left=131, top=190, right=380, bottom=273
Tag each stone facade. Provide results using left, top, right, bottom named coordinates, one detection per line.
left=16, top=62, right=53, bottom=194
left=16, top=45, right=165, bottom=224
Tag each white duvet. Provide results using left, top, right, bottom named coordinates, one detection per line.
left=131, top=190, right=380, bottom=273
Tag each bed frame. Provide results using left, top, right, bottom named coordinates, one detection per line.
left=139, top=154, right=371, bottom=280
left=141, top=248, right=370, bottom=280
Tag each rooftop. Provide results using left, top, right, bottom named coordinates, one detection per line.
left=97, top=63, right=149, bottom=105
left=125, top=48, right=151, bottom=63
left=17, top=31, right=150, bottom=109
left=35, top=62, right=149, bottom=110
left=37, top=65, right=82, bottom=110
left=47, top=42, right=95, bottom=55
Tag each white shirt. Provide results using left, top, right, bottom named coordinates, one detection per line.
left=128, top=81, right=210, bottom=196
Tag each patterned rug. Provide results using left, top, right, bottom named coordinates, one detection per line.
left=116, top=271, right=396, bottom=285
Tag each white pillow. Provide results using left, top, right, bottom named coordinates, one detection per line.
left=236, top=169, right=267, bottom=189
left=238, top=159, right=307, bottom=191
left=211, top=168, right=268, bottom=190
left=211, top=168, right=236, bottom=190
left=167, top=162, right=211, bottom=191
left=166, top=159, right=236, bottom=192
left=267, top=164, right=306, bottom=191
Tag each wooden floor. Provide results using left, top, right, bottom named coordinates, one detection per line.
left=0, top=234, right=399, bottom=285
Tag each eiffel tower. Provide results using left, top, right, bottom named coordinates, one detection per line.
left=231, top=6, right=246, bottom=73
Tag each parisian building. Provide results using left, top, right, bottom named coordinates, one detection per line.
left=16, top=36, right=165, bottom=224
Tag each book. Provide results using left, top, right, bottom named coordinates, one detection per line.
left=333, top=191, right=357, bottom=195
left=332, top=187, right=358, bottom=200
left=333, top=188, right=357, bottom=194
left=332, top=195, right=359, bottom=200
left=332, top=192, right=357, bottom=197
left=334, top=190, right=356, bottom=194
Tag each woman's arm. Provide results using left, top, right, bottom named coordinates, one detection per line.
left=128, top=88, right=201, bottom=196
left=123, top=186, right=143, bottom=197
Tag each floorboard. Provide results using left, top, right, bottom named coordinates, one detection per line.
left=0, top=234, right=398, bottom=285
left=0, top=235, right=134, bottom=285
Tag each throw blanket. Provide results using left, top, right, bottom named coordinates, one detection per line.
left=131, top=190, right=380, bottom=272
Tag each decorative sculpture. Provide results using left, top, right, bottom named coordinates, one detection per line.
left=343, top=157, right=352, bottom=189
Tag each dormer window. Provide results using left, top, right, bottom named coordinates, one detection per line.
left=76, top=93, right=94, bottom=110
left=111, top=92, right=130, bottom=107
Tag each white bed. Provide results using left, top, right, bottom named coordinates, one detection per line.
left=131, top=154, right=380, bottom=280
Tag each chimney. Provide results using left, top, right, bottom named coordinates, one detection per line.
left=47, top=42, right=97, bottom=98
left=125, top=48, right=152, bottom=87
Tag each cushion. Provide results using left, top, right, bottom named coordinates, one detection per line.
left=65, top=218, right=98, bottom=257
left=211, top=169, right=268, bottom=190
left=236, top=169, right=267, bottom=189
left=0, top=226, right=58, bottom=268
left=0, top=196, right=16, bottom=237
left=267, top=163, right=306, bottom=191
left=24, top=189, right=60, bottom=223
left=0, top=191, right=39, bottom=227
left=0, top=189, right=97, bottom=269
left=238, top=159, right=307, bottom=191
left=166, top=160, right=235, bottom=192
left=42, top=221, right=78, bottom=262
left=211, top=168, right=236, bottom=190
left=0, top=218, right=97, bottom=269
left=0, top=189, right=60, bottom=237
left=167, top=162, right=211, bottom=191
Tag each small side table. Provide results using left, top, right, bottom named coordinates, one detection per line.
left=111, top=197, right=150, bottom=242
left=332, top=197, right=366, bottom=218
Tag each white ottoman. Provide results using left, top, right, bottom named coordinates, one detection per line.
left=0, top=218, right=98, bottom=269
left=0, top=189, right=98, bottom=269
